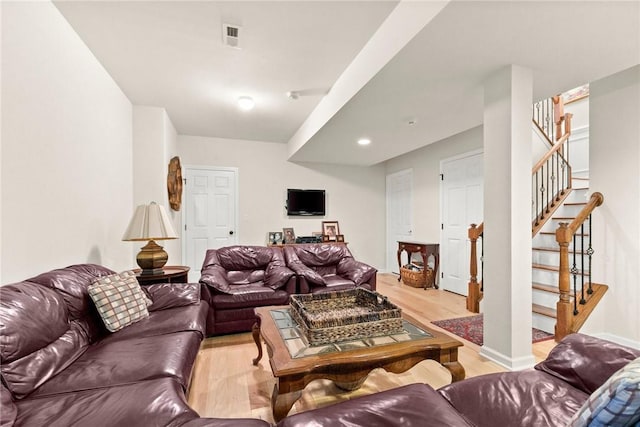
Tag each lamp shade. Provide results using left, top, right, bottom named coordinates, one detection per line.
left=122, top=202, right=178, bottom=241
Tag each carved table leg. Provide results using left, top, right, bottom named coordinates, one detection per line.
left=397, top=247, right=403, bottom=281
left=443, top=361, right=466, bottom=382
left=252, top=318, right=262, bottom=366
left=439, top=347, right=465, bottom=382
left=334, top=375, right=368, bottom=391
left=272, top=382, right=302, bottom=422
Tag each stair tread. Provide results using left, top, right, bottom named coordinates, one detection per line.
left=532, top=263, right=586, bottom=274
left=573, top=187, right=589, bottom=190
left=564, top=202, right=587, bottom=206
left=572, top=177, right=590, bottom=180
left=532, top=282, right=561, bottom=294
left=532, top=247, right=586, bottom=254
left=540, top=231, right=589, bottom=236
left=552, top=216, right=576, bottom=220
left=532, top=263, right=559, bottom=272
left=532, top=247, right=560, bottom=252
left=532, top=303, right=557, bottom=318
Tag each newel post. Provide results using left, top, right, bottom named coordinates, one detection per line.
left=555, top=222, right=572, bottom=341
left=467, top=224, right=481, bottom=313
left=552, top=95, right=565, bottom=141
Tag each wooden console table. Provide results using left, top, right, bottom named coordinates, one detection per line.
left=397, top=241, right=439, bottom=289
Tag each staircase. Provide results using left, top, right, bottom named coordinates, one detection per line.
left=466, top=92, right=607, bottom=341
left=531, top=177, right=589, bottom=333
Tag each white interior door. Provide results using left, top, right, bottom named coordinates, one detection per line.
left=183, top=167, right=238, bottom=282
left=386, top=169, right=413, bottom=273
left=440, top=152, right=483, bottom=295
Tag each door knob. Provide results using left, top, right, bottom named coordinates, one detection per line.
left=229, top=230, right=234, bottom=235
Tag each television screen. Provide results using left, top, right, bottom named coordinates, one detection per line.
left=287, top=189, right=325, bottom=216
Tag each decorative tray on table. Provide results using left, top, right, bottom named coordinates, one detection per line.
left=289, top=288, right=403, bottom=346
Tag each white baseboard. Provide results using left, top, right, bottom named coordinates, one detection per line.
left=479, top=346, right=536, bottom=371
left=590, top=332, right=640, bottom=350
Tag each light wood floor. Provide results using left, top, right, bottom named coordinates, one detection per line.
left=188, top=273, right=557, bottom=423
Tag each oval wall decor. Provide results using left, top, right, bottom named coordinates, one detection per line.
left=167, top=156, right=183, bottom=211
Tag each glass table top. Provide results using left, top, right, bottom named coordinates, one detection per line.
left=270, top=308, right=433, bottom=359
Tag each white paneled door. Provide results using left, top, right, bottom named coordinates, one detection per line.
left=183, top=167, right=238, bottom=282
left=440, top=152, right=483, bottom=295
left=386, top=169, right=413, bottom=274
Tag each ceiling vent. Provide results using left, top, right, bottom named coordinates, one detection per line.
left=222, top=24, right=241, bottom=49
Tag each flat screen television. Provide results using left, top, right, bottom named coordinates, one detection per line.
left=286, top=189, right=325, bottom=216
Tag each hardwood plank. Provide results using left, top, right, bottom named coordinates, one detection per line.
left=188, top=273, right=556, bottom=422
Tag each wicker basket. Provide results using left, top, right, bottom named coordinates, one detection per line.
left=290, top=288, right=403, bottom=346
left=400, top=266, right=435, bottom=288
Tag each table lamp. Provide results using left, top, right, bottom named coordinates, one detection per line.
left=122, top=202, right=178, bottom=275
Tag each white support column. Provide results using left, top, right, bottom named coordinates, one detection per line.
left=480, top=65, right=535, bottom=370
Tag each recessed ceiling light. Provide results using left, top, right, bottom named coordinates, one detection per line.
left=357, top=138, right=371, bottom=146
left=237, top=96, right=255, bottom=111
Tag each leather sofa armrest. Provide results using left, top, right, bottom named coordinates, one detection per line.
left=276, top=383, right=472, bottom=427
left=144, top=283, right=201, bottom=312
left=288, top=261, right=325, bottom=285
left=265, top=263, right=296, bottom=290
left=337, top=258, right=377, bottom=286
left=200, top=266, right=231, bottom=294
left=534, top=333, right=640, bottom=394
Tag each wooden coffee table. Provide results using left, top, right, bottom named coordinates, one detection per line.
left=252, top=305, right=465, bottom=421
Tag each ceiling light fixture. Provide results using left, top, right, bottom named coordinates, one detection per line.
left=357, top=138, right=371, bottom=146
left=237, top=96, right=255, bottom=111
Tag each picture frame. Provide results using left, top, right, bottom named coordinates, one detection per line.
left=336, top=234, right=345, bottom=242
left=322, top=235, right=330, bottom=242
left=283, top=227, right=296, bottom=244
left=268, top=231, right=282, bottom=245
left=321, top=221, right=340, bottom=241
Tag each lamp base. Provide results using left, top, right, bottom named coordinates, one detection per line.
left=137, top=240, right=168, bottom=275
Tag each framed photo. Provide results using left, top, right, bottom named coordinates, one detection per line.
left=322, top=235, right=330, bottom=242
left=268, top=231, right=282, bottom=245
left=283, top=227, right=296, bottom=244
left=322, top=221, right=340, bottom=241
left=336, top=234, right=345, bottom=242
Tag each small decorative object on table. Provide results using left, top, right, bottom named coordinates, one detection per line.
left=268, top=231, right=282, bottom=246
left=321, top=221, right=340, bottom=241
left=283, top=227, right=296, bottom=244
left=289, top=288, right=402, bottom=346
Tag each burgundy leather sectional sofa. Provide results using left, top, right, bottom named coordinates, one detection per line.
left=2, top=263, right=638, bottom=426
left=0, top=264, right=268, bottom=427
left=276, top=333, right=640, bottom=427
left=199, top=244, right=377, bottom=336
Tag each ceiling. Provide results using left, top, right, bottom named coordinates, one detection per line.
left=55, top=1, right=640, bottom=166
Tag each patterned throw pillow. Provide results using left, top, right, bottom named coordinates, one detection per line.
left=569, top=357, right=640, bottom=426
left=88, top=271, right=152, bottom=332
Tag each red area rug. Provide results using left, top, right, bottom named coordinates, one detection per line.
left=431, top=314, right=554, bottom=346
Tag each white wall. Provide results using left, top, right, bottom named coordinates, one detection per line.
left=131, top=106, right=181, bottom=265
left=565, top=97, right=590, bottom=177
left=178, top=136, right=386, bottom=268
left=587, top=65, right=640, bottom=346
left=384, top=126, right=483, bottom=242
left=1, top=2, right=133, bottom=283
